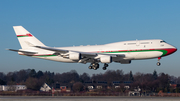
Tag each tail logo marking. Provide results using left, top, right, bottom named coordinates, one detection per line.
left=17, top=33, right=33, bottom=38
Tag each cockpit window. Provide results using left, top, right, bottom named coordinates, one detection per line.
left=160, top=40, right=166, bottom=43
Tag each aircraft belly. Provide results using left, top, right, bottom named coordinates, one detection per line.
left=112, top=53, right=134, bottom=61
left=113, top=51, right=163, bottom=61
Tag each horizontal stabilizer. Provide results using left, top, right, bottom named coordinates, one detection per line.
left=7, top=49, right=38, bottom=54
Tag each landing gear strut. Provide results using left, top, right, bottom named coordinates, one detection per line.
left=102, top=63, right=108, bottom=70
left=157, top=57, right=161, bottom=66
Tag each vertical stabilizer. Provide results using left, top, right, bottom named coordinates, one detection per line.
left=13, top=26, right=45, bottom=49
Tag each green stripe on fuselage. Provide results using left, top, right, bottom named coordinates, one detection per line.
left=31, top=50, right=168, bottom=58
left=101, top=50, right=167, bottom=57
left=32, top=55, right=56, bottom=57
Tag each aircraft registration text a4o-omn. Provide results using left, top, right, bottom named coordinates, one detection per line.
left=8, top=26, right=177, bottom=70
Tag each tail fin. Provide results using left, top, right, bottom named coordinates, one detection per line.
left=13, top=26, right=45, bottom=49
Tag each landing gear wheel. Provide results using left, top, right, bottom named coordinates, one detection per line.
left=157, top=62, right=161, bottom=66
left=104, top=64, right=108, bottom=67
left=103, top=67, right=107, bottom=70
left=102, top=63, right=108, bottom=70
left=93, top=67, right=97, bottom=70
left=89, top=63, right=99, bottom=70
left=97, top=64, right=99, bottom=68
left=88, top=66, right=92, bottom=69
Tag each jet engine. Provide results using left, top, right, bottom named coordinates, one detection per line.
left=100, top=56, right=112, bottom=63
left=69, top=52, right=81, bottom=60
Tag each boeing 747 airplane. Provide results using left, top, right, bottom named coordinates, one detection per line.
left=8, top=26, right=177, bottom=70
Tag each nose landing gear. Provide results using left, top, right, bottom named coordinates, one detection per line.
left=157, top=57, right=161, bottom=66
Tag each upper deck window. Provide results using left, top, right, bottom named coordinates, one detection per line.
left=127, top=43, right=136, bottom=45
left=140, top=42, right=149, bottom=44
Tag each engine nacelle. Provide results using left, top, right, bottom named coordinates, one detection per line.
left=100, top=56, right=112, bottom=63
left=120, top=60, right=131, bottom=64
left=69, top=52, right=81, bottom=60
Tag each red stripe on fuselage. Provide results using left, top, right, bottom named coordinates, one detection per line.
left=96, top=48, right=177, bottom=54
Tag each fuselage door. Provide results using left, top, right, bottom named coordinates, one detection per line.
left=136, top=39, right=140, bottom=46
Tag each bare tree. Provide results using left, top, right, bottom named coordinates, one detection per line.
left=73, top=82, right=83, bottom=92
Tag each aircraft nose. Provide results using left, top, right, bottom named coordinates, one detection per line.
left=171, top=45, right=177, bottom=53
left=171, top=48, right=177, bottom=53
left=172, top=47, right=177, bottom=53
left=164, top=47, right=177, bottom=56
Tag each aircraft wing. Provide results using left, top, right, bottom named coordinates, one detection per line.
left=35, top=46, right=97, bottom=57
left=35, top=46, right=68, bottom=53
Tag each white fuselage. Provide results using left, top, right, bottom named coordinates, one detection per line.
left=29, top=39, right=176, bottom=63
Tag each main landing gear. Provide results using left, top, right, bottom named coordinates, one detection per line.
left=102, top=63, right=108, bottom=70
left=89, top=63, right=109, bottom=70
left=88, top=63, right=99, bottom=70
left=157, top=57, right=161, bottom=66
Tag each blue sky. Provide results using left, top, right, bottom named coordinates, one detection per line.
left=0, top=0, right=180, bottom=77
